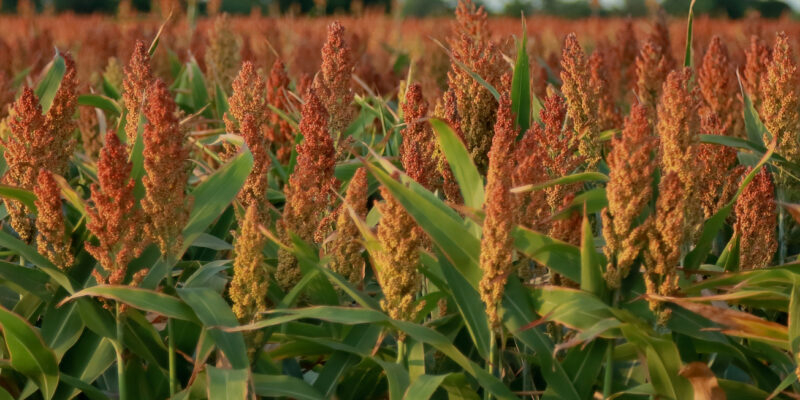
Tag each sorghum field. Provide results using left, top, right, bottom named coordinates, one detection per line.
left=1, top=1, right=800, bottom=399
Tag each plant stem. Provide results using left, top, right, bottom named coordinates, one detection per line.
left=115, top=303, right=127, bottom=400
left=396, top=339, right=405, bottom=365
left=602, top=289, right=620, bottom=399
left=166, top=269, right=177, bottom=397
left=486, top=329, right=497, bottom=400
left=779, top=188, right=787, bottom=265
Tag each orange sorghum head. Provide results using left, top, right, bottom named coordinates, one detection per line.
left=42, top=52, right=79, bottom=176
left=635, top=39, right=672, bottom=112
left=226, top=61, right=267, bottom=127
left=34, top=170, right=73, bottom=271
left=743, top=35, right=771, bottom=113
left=657, top=67, right=700, bottom=186
left=141, top=79, right=193, bottom=256
left=328, top=167, right=368, bottom=285
left=434, top=88, right=464, bottom=204
left=697, top=114, right=739, bottom=219
left=603, top=104, right=656, bottom=288
left=2, top=87, right=45, bottom=241
left=479, top=88, right=517, bottom=330
left=589, top=45, right=622, bottom=132
left=276, top=88, right=338, bottom=290
left=205, top=14, right=242, bottom=92
left=313, top=21, right=355, bottom=145
left=230, top=204, right=269, bottom=323
left=86, top=131, right=147, bottom=286
left=447, top=0, right=503, bottom=172
left=266, top=59, right=294, bottom=164
left=735, top=167, right=777, bottom=270
left=698, top=36, right=741, bottom=138
left=401, top=83, right=438, bottom=191
left=561, top=33, right=600, bottom=168
left=123, top=40, right=153, bottom=147
left=761, top=32, right=800, bottom=165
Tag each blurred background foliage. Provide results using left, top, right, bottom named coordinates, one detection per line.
left=0, top=0, right=796, bottom=18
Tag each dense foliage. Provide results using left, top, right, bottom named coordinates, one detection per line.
left=0, top=2, right=800, bottom=399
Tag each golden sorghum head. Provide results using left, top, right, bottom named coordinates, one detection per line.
left=230, top=204, right=269, bottom=323
left=602, top=104, right=656, bottom=289
left=141, top=80, right=193, bottom=256
left=540, top=88, right=583, bottom=211
left=276, top=89, right=338, bottom=290
left=657, top=68, right=700, bottom=186
left=313, top=21, right=355, bottom=144
left=34, top=170, right=73, bottom=271
left=328, top=167, right=368, bottom=285
left=589, top=46, right=622, bottom=132
left=512, top=124, right=549, bottom=233
left=205, top=14, right=242, bottom=92
left=401, top=83, right=438, bottom=191
left=0, top=71, right=14, bottom=120
left=561, top=33, right=600, bottom=168
left=479, top=89, right=517, bottom=330
left=735, top=167, right=777, bottom=270
left=635, top=39, right=673, bottom=112
left=123, top=40, right=153, bottom=146
left=650, top=11, right=676, bottom=69
left=86, top=131, right=147, bottom=286
left=644, top=173, right=684, bottom=322
left=225, top=62, right=271, bottom=219
left=266, top=59, right=294, bottom=164
left=447, top=0, right=503, bottom=172
left=78, top=103, right=102, bottom=159
left=103, top=57, right=124, bottom=92
left=614, top=20, right=639, bottom=99
left=42, top=52, right=78, bottom=176
left=761, top=32, right=800, bottom=165
left=434, top=88, right=464, bottom=204
left=2, top=87, right=45, bottom=241
left=376, top=185, right=425, bottom=325
left=698, top=36, right=741, bottom=138
left=743, top=35, right=771, bottom=114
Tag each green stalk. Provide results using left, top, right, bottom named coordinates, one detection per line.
left=166, top=268, right=177, bottom=396
left=779, top=187, right=787, bottom=265
left=485, top=329, right=497, bottom=400
left=602, top=289, right=620, bottom=399
left=396, top=339, right=405, bottom=365
left=115, top=303, right=127, bottom=400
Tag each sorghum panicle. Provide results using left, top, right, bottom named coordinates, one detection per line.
left=43, top=52, right=79, bottom=176
left=697, top=115, right=739, bottom=218
left=735, top=167, right=777, bottom=269
left=743, top=35, right=771, bottom=113
left=561, top=34, right=600, bottom=168
left=447, top=0, right=503, bottom=172
left=141, top=80, right=193, bottom=256
left=434, top=89, right=464, bottom=204
left=225, top=62, right=271, bottom=219
left=698, top=36, right=741, bottom=138
left=376, top=182, right=425, bottom=328
left=34, top=170, right=73, bottom=271
left=589, top=46, right=622, bottom=131
left=635, top=39, right=672, bottom=112
left=2, top=88, right=45, bottom=241
left=479, top=87, right=517, bottom=330
left=276, top=89, right=337, bottom=290
left=602, top=105, right=656, bottom=288
left=401, top=83, right=438, bottom=190
left=230, top=204, right=269, bottom=323
left=761, top=32, right=800, bottom=165
left=328, top=167, right=368, bottom=285
left=266, top=59, right=294, bottom=164
left=313, top=21, right=355, bottom=146
left=644, top=173, right=684, bottom=322
left=205, top=14, right=242, bottom=92
left=86, top=131, right=147, bottom=286
left=123, top=40, right=153, bottom=146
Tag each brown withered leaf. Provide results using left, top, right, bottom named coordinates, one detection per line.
left=679, top=362, right=726, bottom=400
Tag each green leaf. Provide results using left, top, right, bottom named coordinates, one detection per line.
left=252, top=374, right=325, bottom=400
left=429, top=119, right=485, bottom=213
left=620, top=325, right=693, bottom=400
left=189, top=61, right=211, bottom=117
left=0, top=184, right=37, bottom=213
left=580, top=207, right=604, bottom=296
left=511, top=172, right=608, bottom=193
left=63, top=286, right=198, bottom=322
left=403, top=374, right=449, bottom=400
left=78, top=94, right=121, bottom=116
left=176, top=287, right=249, bottom=370
left=511, top=21, right=531, bottom=132
left=789, top=280, right=800, bottom=375
left=513, top=227, right=581, bottom=283
left=0, top=305, right=59, bottom=399
left=684, top=0, right=696, bottom=67
left=206, top=367, right=248, bottom=400
left=182, top=146, right=254, bottom=249
left=0, top=261, right=51, bottom=299
left=35, top=51, right=66, bottom=113
left=313, top=324, right=382, bottom=397
left=41, top=300, right=84, bottom=360
left=738, top=70, right=767, bottom=147
left=0, top=231, right=76, bottom=293
left=439, top=252, right=491, bottom=359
